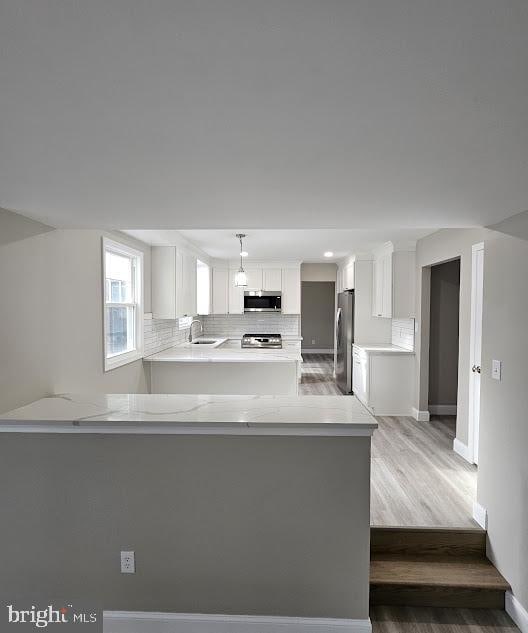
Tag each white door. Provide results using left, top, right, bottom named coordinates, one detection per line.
left=469, top=243, right=484, bottom=464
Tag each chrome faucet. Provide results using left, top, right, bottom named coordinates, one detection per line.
left=188, top=319, right=203, bottom=342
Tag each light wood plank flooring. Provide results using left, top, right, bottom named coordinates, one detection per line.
left=371, top=606, right=518, bottom=633
left=299, top=353, right=341, bottom=395
left=372, top=415, right=477, bottom=527
left=300, top=354, right=478, bottom=527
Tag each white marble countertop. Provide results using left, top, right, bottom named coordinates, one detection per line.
left=0, top=394, right=377, bottom=436
left=353, top=343, right=415, bottom=355
left=144, top=344, right=302, bottom=363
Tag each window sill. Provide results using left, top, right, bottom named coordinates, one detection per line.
left=105, top=349, right=144, bottom=372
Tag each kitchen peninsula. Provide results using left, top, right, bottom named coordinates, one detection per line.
left=145, top=336, right=303, bottom=395
left=0, top=394, right=376, bottom=627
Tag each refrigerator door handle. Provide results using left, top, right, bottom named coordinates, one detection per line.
left=334, top=307, right=342, bottom=375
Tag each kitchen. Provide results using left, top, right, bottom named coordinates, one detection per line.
left=113, top=229, right=421, bottom=412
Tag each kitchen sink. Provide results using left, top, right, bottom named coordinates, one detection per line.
left=191, top=339, right=218, bottom=345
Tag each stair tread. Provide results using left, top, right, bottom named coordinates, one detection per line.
left=370, top=556, right=510, bottom=590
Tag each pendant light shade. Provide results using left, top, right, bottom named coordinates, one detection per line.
left=234, top=234, right=248, bottom=287
left=234, top=268, right=248, bottom=287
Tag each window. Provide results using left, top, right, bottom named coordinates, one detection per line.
left=103, top=237, right=144, bottom=371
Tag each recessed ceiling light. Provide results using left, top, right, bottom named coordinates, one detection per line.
left=324, top=251, right=334, bottom=258
left=240, top=251, right=248, bottom=257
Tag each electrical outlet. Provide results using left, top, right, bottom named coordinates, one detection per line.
left=311, top=339, right=316, bottom=344
left=120, top=551, right=135, bottom=574
left=492, top=360, right=502, bottom=381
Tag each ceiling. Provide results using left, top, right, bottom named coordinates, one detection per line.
left=125, top=228, right=433, bottom=262
left=1, top=1, right=528, bottom=230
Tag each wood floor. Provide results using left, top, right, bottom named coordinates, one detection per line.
left=299, top=353, right=342, bottom=395
left=371, top=606, right=518, bottom=633
left=300, top=354, right=478, bottom=527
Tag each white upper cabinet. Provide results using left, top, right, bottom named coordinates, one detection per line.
left=372, top=244, right=415, bottom=319
left=211, top=268, right=229, bottom=314
left=228, top=270, right=244, bottom=314
left=263, top=268, right=282, bottom=291
left=343, top=262, right=355, bottom=290
left=282, top=267, right=301, bottom=314
left=152, top=246, right=197, bottom=319
left=244, top=268, right=263, bottom=290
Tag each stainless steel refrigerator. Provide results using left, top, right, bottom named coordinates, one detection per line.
left=335, top=290, right=355, bottom=394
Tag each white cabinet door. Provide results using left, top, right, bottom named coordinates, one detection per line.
left=263, top=268, right=282, bottom=291
left=212, top=268, right=229, bottom=314
left=352, top=347, right=369, bottom=405
left=381, top=253, right=392, bottom=318
left=372, top=258, right=383, bottom=317
left=245, top=268, right=263, bottom=290
left=179, top=252, right=197, bottom=317
left=152, top=247, right=196, bottom=318
left=152, top=246, right=177, bottom=319
left=343, top=263, right=355, bottom=290
left=228, top=270, right=244, bottom=314
left=282, top=267, right=301, bottom=314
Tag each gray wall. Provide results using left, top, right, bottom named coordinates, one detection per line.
left=301, top=263, right=337, bottom=282
left=428, top=259, right=460, bottom=407
left=477, top=222, right=528, bottom=610
left=0, top=433, right=371, bottom=619
left=0, top=210, right=152, bottom=413
left=301, top=281, right=335, bottom=350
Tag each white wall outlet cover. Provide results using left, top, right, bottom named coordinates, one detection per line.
left=120, top=551, right=135, bottom=574
left=492, top=359, right=502, bottom=381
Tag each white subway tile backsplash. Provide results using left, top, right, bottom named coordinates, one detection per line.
left=392, top=318, right=415, bottom=351
left=143, top=317, right=194, bottom=356
left=143, top=313, right=300, bottom=357
left=201, top=314, right=300, bottom=338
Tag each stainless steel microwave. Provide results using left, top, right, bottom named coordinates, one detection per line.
left=243, top=291, right=282, bottom=312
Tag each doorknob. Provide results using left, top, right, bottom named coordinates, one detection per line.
left=472, top=365, right=481, bottom=373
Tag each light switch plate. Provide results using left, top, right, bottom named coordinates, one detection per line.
left=492, top=360, right=502, bottom=381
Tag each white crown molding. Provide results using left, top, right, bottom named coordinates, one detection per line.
left=103, top=611, right=372, bottom=633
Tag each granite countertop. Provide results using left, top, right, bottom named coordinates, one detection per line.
left=353, top=343, right=415, bottom=355
left=0, top=394, right=377, bottom=437
left=144, top=344, right=302, bottom=363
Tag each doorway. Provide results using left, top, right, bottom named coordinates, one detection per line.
left=428, top=259, right=461, bottom=418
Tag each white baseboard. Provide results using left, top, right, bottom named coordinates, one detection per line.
left=472, top=501, right=488, bottom=529
left=411, top=407, right=430, bottom=422
left=302, top=349, right=334, bottom=354
left=103, top=611, right=371, bottom=633
left=429, top=404, right=457, bottom=415
left=453, top=438, right=473, bottom=463
left=506, top=592, right=528, bottom=633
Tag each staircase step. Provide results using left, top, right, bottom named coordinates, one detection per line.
left=370, top=555, right=510, bottom=608
left=371, top=526, right=486, bottom=558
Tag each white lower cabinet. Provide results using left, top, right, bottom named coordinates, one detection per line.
left=353, top=346, right=414, bottom=416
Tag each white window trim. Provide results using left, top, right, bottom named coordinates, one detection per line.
left=102, top=237, right=144, bottom=372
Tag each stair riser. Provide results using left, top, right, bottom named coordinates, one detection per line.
left=370, top=585, right=505, bottom=609
left=371, top=529, right=486, bottom=558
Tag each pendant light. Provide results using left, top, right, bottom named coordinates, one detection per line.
left=234, top=233, right=248, bottom=287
